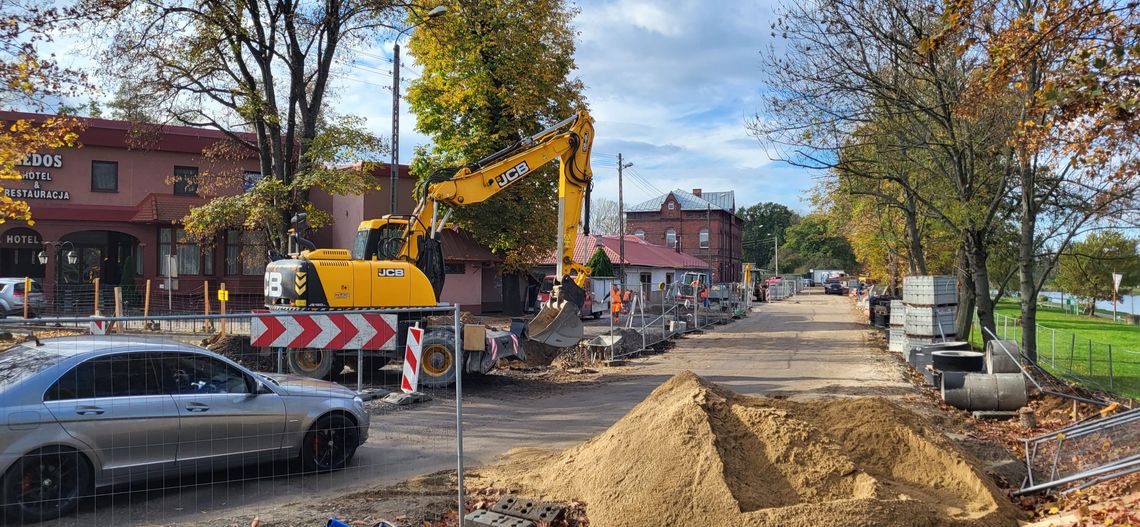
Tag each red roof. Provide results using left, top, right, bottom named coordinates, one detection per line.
left=130, top=193, right=209, bottom=223
left=538, top=233, right=707, bottom=269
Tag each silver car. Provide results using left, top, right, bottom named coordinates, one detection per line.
left=0, top=337, right=370, bottom=521
left=0, top=278, right=47, bottom=317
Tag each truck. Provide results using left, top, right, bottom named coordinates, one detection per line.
left=811, top=269, right=847, bottom=285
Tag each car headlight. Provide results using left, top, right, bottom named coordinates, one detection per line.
left=353, top=396, right=364, bottom=407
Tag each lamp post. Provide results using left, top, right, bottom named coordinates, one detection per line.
left=38, top=241, right=78, bottom=313
left=389, top=5, right=448, bottom=214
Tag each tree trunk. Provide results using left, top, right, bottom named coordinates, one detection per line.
left=904, top=191, right=927, bottom=275
left=966, top=232, right=997, bottom=344
left=955, top=247, right=976, bottom=338
left=1018, top=166, right=1039, bottom=362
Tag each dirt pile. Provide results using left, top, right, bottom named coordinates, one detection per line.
left=474, top=371, right=1022, bottom=527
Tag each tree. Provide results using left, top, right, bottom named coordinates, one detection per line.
left=90, top=0, right=395, bottom=250
left=589, top=198, right=621, bottom=235
left=406, top=0, right=586, bottom=272
left=1054, top=231, right=1140, bottom=315
left=739, top=202, right=800, bottom=270
left=782, top=214, right=858, bottom=272
left=585, top=247, right=614, bottom=277
left=0, top=2, right=81, bottom=224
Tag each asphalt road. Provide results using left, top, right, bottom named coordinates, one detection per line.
left=33, top=289, right=912, bottom=526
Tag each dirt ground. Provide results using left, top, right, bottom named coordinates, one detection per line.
left=36, top=291, right=1048, bottom=527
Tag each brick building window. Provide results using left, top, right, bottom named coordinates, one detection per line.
left=699, top=228, right=710, bottom=249
left=225, top=230, right=268, bottom=275
left=665, top=228, right=677, bottom=248
left=159, top=227, right=212, bottom=275
left=667, top=202, right=675, bottom=210
left=174, top=166, right=199, bottom=196
left=91, top=161, right=118, bottom=192
left=634, top=229, right=645, bottom=240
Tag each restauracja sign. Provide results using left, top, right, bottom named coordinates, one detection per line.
left=8, top=152, right=70, bottom=200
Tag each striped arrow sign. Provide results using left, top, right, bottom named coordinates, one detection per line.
left=251, top=313, right=398, bottom=350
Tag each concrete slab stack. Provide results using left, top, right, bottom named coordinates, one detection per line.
left=902, top=275, right=957, bottom=354
left=888, top=299, right=905, bottom=352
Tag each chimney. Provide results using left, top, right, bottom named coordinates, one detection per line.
left=692, top=188, right=702, bottom=197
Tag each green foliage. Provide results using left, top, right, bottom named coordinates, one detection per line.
left=781, top=214, right=858, bottom=272
left=1054, top=231, right=1140, bottom=314
left=406, top=0, right=586, bottom=272
left=585, top=247, right=614, bottom=277
left=739, top=202, right=800, bottom=270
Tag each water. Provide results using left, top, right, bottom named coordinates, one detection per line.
left=1038, top=291, right=1140, bottom=316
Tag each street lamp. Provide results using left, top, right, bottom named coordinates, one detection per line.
left=389, top=5, right=448, bottom=214
left=40, top=241, right=78, bottom=312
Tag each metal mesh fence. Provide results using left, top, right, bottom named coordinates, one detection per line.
left=0, top=308, right=464, bottom=526
left=1020, top=407, right=1140, bottom=494
left=992, top=312, right=1140, bottom=399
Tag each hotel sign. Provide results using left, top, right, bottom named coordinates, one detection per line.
left=7, top=152, right=70, bottom=200
left=3, top=227, right=41, bottom=247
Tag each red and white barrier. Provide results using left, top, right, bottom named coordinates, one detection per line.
left=401, top=326, right=424, bottom=393
left=89, top=319, right=108, bottom=335
left=251, top=313, right=397, bottom=350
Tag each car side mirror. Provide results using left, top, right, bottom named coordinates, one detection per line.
left=251, top=377, right=269, bottom=395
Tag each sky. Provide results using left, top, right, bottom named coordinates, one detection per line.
left=334, top=0, right=817, bottom=212
left=41, top=0, right=817, bottom=212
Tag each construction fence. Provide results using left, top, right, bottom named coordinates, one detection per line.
left=590, top=280, right=752, bottom=361
left=992, top=312, right=1140, bottom=400
left=0, top=308, right=467, bottom=526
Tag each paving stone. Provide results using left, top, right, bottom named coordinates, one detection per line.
left=492, top=495, right=566, bottom=524
left=463, top=510, right=535, bottom=527
left=380, top=391, right=432, bottom=405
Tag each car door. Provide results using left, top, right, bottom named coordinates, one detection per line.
left=154, top=352, right=286, bottom=469
left=42, top=352, right=180, bottom=485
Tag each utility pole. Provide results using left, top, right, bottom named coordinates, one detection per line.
left=389, top=41, right=401, bottom=214
left=774, top=235, right=779, bottom=276
left=617, top=153, right=632, bottom=291
left=706, top=203, right=712, bottom=282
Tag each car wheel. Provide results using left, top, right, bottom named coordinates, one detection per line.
left=419, top=331, right=457, bottom=388
left=287, top=349, right=336, bottom=379
left=300, top=414, right=359, bottom=472
left=1, top=447, right=91, bottom=522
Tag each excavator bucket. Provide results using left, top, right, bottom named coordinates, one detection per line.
left=528, top=280, right=585, bottom=348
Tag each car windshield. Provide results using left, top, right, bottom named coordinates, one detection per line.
left=0, top=345, right=63, bottom=393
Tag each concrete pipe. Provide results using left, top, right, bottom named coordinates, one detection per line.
left=941, top=372, right=1028, bottom=411
left=985, top=339, right=1022, bottom=374
left=921, top=341, right=971, bottom=352
left=931, top=350, right=985, bottom=372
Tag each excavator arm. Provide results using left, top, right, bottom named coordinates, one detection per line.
left=407, top=110, right=596, bottom=346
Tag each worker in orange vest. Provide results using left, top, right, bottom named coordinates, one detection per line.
left=700, top=284, right=710, bottom=307
left=610, top=284, right=622, bottom=323
left=622, top=289, right=633, bottom=313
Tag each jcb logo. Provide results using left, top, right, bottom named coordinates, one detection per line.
left=494, top=162, right=530, bottom=188
left=378, top=268, right=405, bottom=277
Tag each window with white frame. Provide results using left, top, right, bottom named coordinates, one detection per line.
left=699, top=228, right=710, bottom=248
left=634, top=229, right=645, bottom=240
left=665, top=228, right=677, bottom=248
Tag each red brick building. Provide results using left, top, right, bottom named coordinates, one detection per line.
left=625, top=188, right=743, bottom=282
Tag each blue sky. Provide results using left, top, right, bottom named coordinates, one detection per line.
left=44, top=0, right=815, bottom=211
left=335, top=0, right=816, bottom=212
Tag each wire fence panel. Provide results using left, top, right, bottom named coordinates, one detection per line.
left=989, top=312, right=1140, bottom=399
left=0, top=308, right=466, bottom=526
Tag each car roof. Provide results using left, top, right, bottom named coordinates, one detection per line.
left=7, top=335, right=202, bottom=360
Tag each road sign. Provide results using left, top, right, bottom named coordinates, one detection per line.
left=89, top=318, right=108, bottom=335
left=217, top=289, right=229, bottom=302
left=401, top=326, right=425, bottom=393
left=250, top=313, right=397, bottom=350
left=1113, top=272, right=1123, bottom=293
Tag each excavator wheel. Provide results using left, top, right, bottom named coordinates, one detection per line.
left=287, top=349, right=337, bottom=379
left=419, top=331, right=457, bottom=388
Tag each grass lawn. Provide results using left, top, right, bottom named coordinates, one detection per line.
left=971, top=300, right=1140, bottom=399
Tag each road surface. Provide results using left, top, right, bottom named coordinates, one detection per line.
left=36, top=290, right=912, bottom=526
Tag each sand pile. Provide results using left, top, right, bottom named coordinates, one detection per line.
left=475, top=371, right=1021, bottom=527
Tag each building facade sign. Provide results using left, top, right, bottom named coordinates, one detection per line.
left=3, top=227, right=41, bottom=247
left=8, top=151, right=70, bottom=200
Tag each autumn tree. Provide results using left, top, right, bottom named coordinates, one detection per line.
left=88, top=0, right=399, bottom=250
left=781, top=214, right=858, bottom=273
left=405, top=0, right=586, bottom=271
left=0, top=1, right=81, bottom=224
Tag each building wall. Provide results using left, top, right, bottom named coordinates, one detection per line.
left=626, top=207, right=743, bottom=282
left=309, top=163, right=420, bottom=251
left=439, top=261, right=483, bottom=314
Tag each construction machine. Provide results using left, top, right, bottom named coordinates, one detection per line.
left=263, top=111, right=596, bottom=385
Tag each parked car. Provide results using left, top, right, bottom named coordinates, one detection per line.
left=0, top=337, right=369, bottom=521
left=824, top=281, right=846, bottom=295
left=0, top=278, right=46, bottom=317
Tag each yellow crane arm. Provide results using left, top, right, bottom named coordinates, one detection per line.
left=413, top=110, right=596, bottom=286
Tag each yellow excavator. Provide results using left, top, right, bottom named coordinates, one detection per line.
left=263, top=110, right=595, bottom=385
